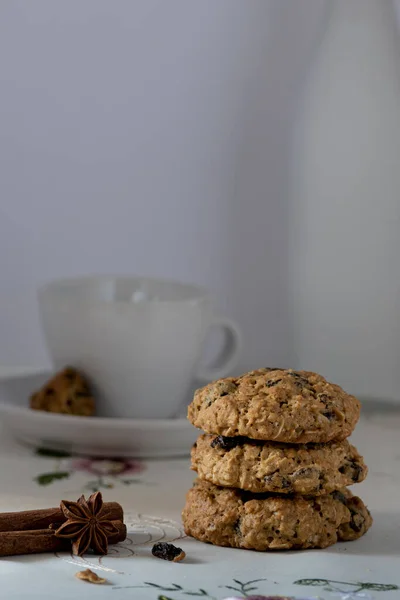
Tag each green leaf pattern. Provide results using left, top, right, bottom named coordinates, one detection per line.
left=295, top=578, right=399, bottom=595
left=34, top=471, right=70, bottom=486
left=114, top=577, right=398, bottom=599
left=35, top=447, right=71, bottom=458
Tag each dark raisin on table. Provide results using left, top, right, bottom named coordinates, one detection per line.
left=151, top=542, right=186, bottom=562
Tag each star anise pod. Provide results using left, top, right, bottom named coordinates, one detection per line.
left=54, top=491, right=118, bottom=556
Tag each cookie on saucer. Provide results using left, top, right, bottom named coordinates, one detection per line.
left=30, top=367, right=95, bottom=416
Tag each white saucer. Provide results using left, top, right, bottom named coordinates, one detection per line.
left=0, top=367, right=198, bottom=458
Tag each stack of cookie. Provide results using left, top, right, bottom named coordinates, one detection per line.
left=183, top=368, right=372, bottom=550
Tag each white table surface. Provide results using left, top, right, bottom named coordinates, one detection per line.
left=0, top=408, right=398, bottom=600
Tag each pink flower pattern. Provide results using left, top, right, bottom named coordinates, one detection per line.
left=71, top=457, right=145, bottom=477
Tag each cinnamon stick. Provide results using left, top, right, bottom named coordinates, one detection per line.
left=0, top=502, right=123, bottom=533
left=0, top=521, right=127, bottom=557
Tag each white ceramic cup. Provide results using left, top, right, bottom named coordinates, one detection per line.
left=38, top=276, right=241, bottom=419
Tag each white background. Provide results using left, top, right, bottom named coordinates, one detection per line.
left=1, top=0, right=397, bottom=372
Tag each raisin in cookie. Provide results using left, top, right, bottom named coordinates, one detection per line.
left=182, top=479, right=372, bottom=551
left=191, top=434, right=367, bottom=495
left=30, top=367, right=95, bottom=416
left=188, top=368, right=360, bottom=443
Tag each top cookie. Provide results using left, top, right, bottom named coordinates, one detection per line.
left=188, top=368, right=360, bottom=443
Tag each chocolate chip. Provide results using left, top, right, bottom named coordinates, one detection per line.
left=349, top=461, right=364, bottom=482
left=293, top=380, right=305, bottom=389
left=210, top=436, right=242, bottom=450
left=264, top=473, right=276, bottom=484
left=323, top=411, right=335, bottom=420
left=217, top=381, right=238, bottom=397
left=290, top=372, right=309, bottom=384
left=266, top=378, right=282, bottom=388
left=151, top=542, right=186, bottom=562
left=205, top=396, right=214, bottom=407
left=332, top=490, right=347, bottom=505
left=290, top=372, right=316, bottom=395
left=318, top=393, right=330, bottom=404
left=293, top=467, right=318, bottom=478
left=64, top=368, right=76, bottom=381
left=45, top=387, right=55, bottom=396
left=318, top=393, right=336, bottom=418
left=349, top=509, right=364, bottom=532
left=264, top=471, right=291, bottom=490
left=233, top=518, right=241, bottom=535
left=340, top=460, right=363, bottom=482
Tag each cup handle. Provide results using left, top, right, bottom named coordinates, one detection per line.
left=196, top=317, right=242, bottom=382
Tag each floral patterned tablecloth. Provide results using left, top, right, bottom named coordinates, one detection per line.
left=0, top=408, right=398, bottom=600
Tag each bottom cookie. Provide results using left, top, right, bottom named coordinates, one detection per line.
left=182, top=479, right=372, bottom=551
